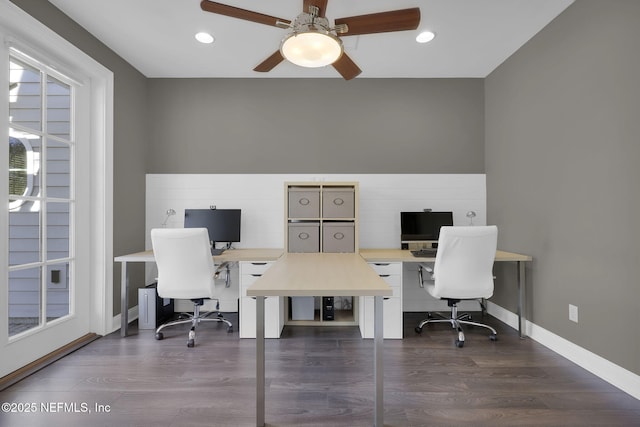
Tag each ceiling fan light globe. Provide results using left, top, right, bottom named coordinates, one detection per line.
left=281, top=31, right=343, bottom=68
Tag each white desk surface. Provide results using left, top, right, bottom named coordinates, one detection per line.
left=246, top=253, right=393, bottom=297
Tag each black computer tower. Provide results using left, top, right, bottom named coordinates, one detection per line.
left=322, top=296, right=334, bottom=321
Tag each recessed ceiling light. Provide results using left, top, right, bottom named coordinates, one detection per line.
left=416, top=31, right=435, bottom=44
left=195, top=32, right=214, bottom=44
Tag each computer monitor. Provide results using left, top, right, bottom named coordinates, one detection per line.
left=184, top=209, right=241, bottom=248
left=400, top=211, right=453, bottom=242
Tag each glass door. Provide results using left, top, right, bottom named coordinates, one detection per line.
left=3, top=48, right=92, bottom=373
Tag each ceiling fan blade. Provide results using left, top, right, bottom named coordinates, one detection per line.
left=253, top=51, right=285, bottom=72
left=303, top=0, right=328, bottom=17
left=332, top=53, right=362, bottom=80
left=335, top=8, right=420, bottom=36
left=200, top=1, right=290, bottom=27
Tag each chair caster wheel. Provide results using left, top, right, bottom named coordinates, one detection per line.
left=455, top=340, right=464, bottom=348
left=489, top=334, right=497, bottom=341
left=415, top=326, right=423, bottom=334
left=187, top=329, right=195, bottom=347
left=155, top=332, right=163, bottom=340
left=227, top=327, right=233, bottom=333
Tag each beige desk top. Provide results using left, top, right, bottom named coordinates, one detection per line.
left=359, top=248, right=532, bottom=262
left=114, top=248, right=284, bottom=263
left=115, top=248, right=530, bottom=264
left=246, top=252, right=393, bottom=297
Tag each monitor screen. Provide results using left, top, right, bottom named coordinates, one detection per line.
left=184, top=209, right=241, bottom=244
left=400, top=211, right=453, bottom=242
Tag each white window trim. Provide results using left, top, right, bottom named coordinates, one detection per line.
left=1, top=0, right=114, bottom=336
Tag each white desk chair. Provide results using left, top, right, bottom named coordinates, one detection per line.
left=415, top=225, right=498, bottom=348
left=150, top=228, right=233, bottom=348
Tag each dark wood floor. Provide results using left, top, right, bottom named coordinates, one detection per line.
left=1, top=312, right=639, bottom=427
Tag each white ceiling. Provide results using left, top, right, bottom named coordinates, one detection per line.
left=47, top=0, right=574, bottom=79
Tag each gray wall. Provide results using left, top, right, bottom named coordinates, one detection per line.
left=10, top=0, right=149, bottom=316
left=486, top=0, right=640, bottom=374
left=147, top=78, right=484, bottom=174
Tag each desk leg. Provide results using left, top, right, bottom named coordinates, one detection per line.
left=374, top=295, right=384, bottom=427
left=517, top=261, right=527, bottom=339
left=256, top=296, right=265, bottom=427
left=120, top=261, right=129, bottom=337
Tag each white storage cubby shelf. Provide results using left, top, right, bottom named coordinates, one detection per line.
left=285, top=182, right=359, bottom=326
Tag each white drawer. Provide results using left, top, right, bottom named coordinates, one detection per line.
left=368, top=262, right=402, bottom=276
left=241, top=274, right=262, bottom=292
left=240, top=261, right=273, bottom=275
left=379, top=274, right=401, bottom=288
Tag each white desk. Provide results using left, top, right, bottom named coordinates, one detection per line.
left=360, top=249, right=533, bottom=338
left=246, top=252, right=392, bottom=427
left=115, top=248, right=532, bottom=338
left=114, top=248, right=283, bottom=337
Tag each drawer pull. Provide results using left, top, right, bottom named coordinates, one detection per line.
left=374, top=263, right=390, bottom=266
left=379, top=274, right=390, bottom=278
left=298, top=198, right=310, bottom=206
left=333, top=232, right=345, bottom=240
left=251, top=262, right=267, bottom=266
left=298, top=232, right=310, bottom=240
left=251, top=274, right=263, bottom=277
left=333, top=198, right=344, bottom=206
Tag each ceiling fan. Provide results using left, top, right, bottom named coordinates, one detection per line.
left=200, top=0, right=420, bottom=80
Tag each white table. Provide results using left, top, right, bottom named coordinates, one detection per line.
left=246, top=252, right=393, bottom=427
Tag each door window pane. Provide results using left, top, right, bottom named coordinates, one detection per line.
left=47, top=202, right=70, bottom=260
left=47, top=76, right=71, bottom=138
left=46, top=139, right=70, bottom=199
left=9, top=267, right=42, bottom=337
left=9, top=59, right=41, bottom=132
left=9, top=207, right=40, bottom=266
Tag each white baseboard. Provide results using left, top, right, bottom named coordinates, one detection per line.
left=487, top=302, right=640, bottom=400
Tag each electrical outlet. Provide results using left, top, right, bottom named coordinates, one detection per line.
left=569, top=304, right=578, bottom=323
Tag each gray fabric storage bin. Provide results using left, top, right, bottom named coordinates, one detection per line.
left=288, top=187, right=320, bottom=218
left=288, top=222, right=320, bottom=252
left=322, top=188, right=355, bottom=218
left=322, top=222, right=355, bottom=253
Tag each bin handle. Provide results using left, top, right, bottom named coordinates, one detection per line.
left=299, top=198, right=310, bottom=206
left=298, top=232, right=310, bottom=240
left=333, top=198, right=344, bottom=206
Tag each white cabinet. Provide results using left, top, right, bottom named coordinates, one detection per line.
left=359, top=262, right=403, bottom=339
left=239, top=261, right=284, bottom=338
